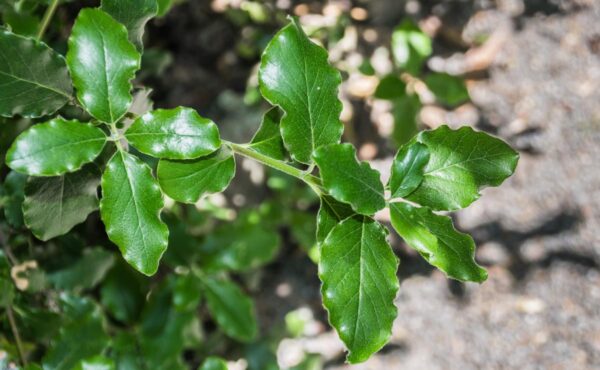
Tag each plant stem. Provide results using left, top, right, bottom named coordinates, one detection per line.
left=36, top=0, right=60, bottom=41
left=6, top=305, right=27, bottom=366
left=225, top=141, right=324, bottom=195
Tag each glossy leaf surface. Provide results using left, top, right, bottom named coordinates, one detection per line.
left=101, top=0, right=158, bottom=51
left=319, top=216, right=399, bottom=363
left=316, top=195, right=354, bottom=245
left=157, top=146, right=235, bottom=203
left=100, top=151, right=168, bottom=275
left=126, top=107, right=221, bottom=159
left=67, top=8, right=140, bottom=123
left=390, top=202, right=487, bottom=282
left=23, top=164, right=101, bottom=241
left=407, top=126, right=519, bottom=210
left=389, top=141, right=429, bottom=198
left=0, top=30, right=72, bottom=118
left=259, top=18, right=343, bottom=164
left=6, top=118, right=107, bottom=176
left=313, top=144, right=385, bottom=215
left=203, top=276, right=258, bottom=342
left=248, top=107, right=286, bottom=160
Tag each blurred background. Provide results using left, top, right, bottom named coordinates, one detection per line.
left=2, top=0, right=600, bottom=369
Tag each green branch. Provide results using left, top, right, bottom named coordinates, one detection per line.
left=37, top=0, right=60, bottom=41
left=225, top=141, right=324, bottom=195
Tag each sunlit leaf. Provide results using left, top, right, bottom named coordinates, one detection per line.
left=100, top=151, right=169, bottom=275
left=157, top=146, right=235, bottom=204
left=319, top=216, right=398, bottom=363
left=259, top=17, right=343, bottom=164
left=389, top=141, right=429, bottom=198
left=406, top=126, right=519, bottom=210
left=67, top=8, right=140, bottom=123
left=313, top=143, right=385, bottom=215
left=6, top=118, right=106, bottom=176
left=390, top=202, right=487, bottom=282
left=248, top=107, right=286, bottom=160
left=316, top=195, right=353, bottom=245
left=126, top=107, right=221, bottom=160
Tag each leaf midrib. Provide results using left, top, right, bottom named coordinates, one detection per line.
left=0, top=69, right=71, bottom=99
left=12, top=137, right=105, bottom=163
left=120, top=152, right=150, bottom=265
left=204, top=280, right=252, bottom=338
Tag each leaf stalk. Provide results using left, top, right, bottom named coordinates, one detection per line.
left=225, top=141, right=324, bottom=195
left=37, top=0, right=60, bottom=41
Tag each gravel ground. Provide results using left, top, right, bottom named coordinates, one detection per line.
left=325, top=2, right=600, bottom=369
left=145, top=1, right=600, bottom=368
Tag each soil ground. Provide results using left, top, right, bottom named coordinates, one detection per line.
left=147, top=1, right=600, bottom=368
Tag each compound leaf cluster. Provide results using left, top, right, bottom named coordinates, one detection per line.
left=1, top=3, right=519, bottom=364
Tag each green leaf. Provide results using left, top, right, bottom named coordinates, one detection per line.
left=0, top=117, right=29, bottom=171
left=424, top=73, right=469, bottom=107
left=389, top=202, right=487, bottom=282
left=100, top=151, right=169, bottom=275
left=0, top=29, right=72, bottom=118
left=173, top=274, right=202, bottom=312
left=313, top=143, right=385, bottom=215
left=374, top=75, right=406, bottom=100
left=126, top=107, right=221, bottom=159
left=391, top=93, right=420, bottom=146
left=43, top=296, right=109, bottom=370
left=199, top=357, right=228, bottom=370
left=2, top=9, right=40, bottom=37
left=316, top=195, right=354, bottom=244
left=48, top=248, right=115, bottom=291
left=248, top=107, right=286, bottom=160
left=157, top=0, right=176, bottom=16
left=139, top=280, right=197, bottom=368
left=157, top=146, right=235, bottom=204
left=100, top=261, right=148, bottom=323
left=202, top=211, right=280, bottom=272
left=101, top=0, right=158, bottom=51
left=259, top=17, right=343, bottom=164
left=391, top=19, right=432, bottom=75
left=407, top=126, right=519, bottom=210
left=319, top=216, right=399, bottom=363
left=23, top=164, right=101, bottom=241
left=74, top=356, right=115, bottom=370
left=67, top=8, right=141, bottom=123
left=2, top=171, right=27, bottom=227
left=389, top=141, right=429, bottom=198
left=203, top=276, right=258, bottom=342
left=6, top=118, right=107, bottom=176
left=0, top=277, right=14, bottom=307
